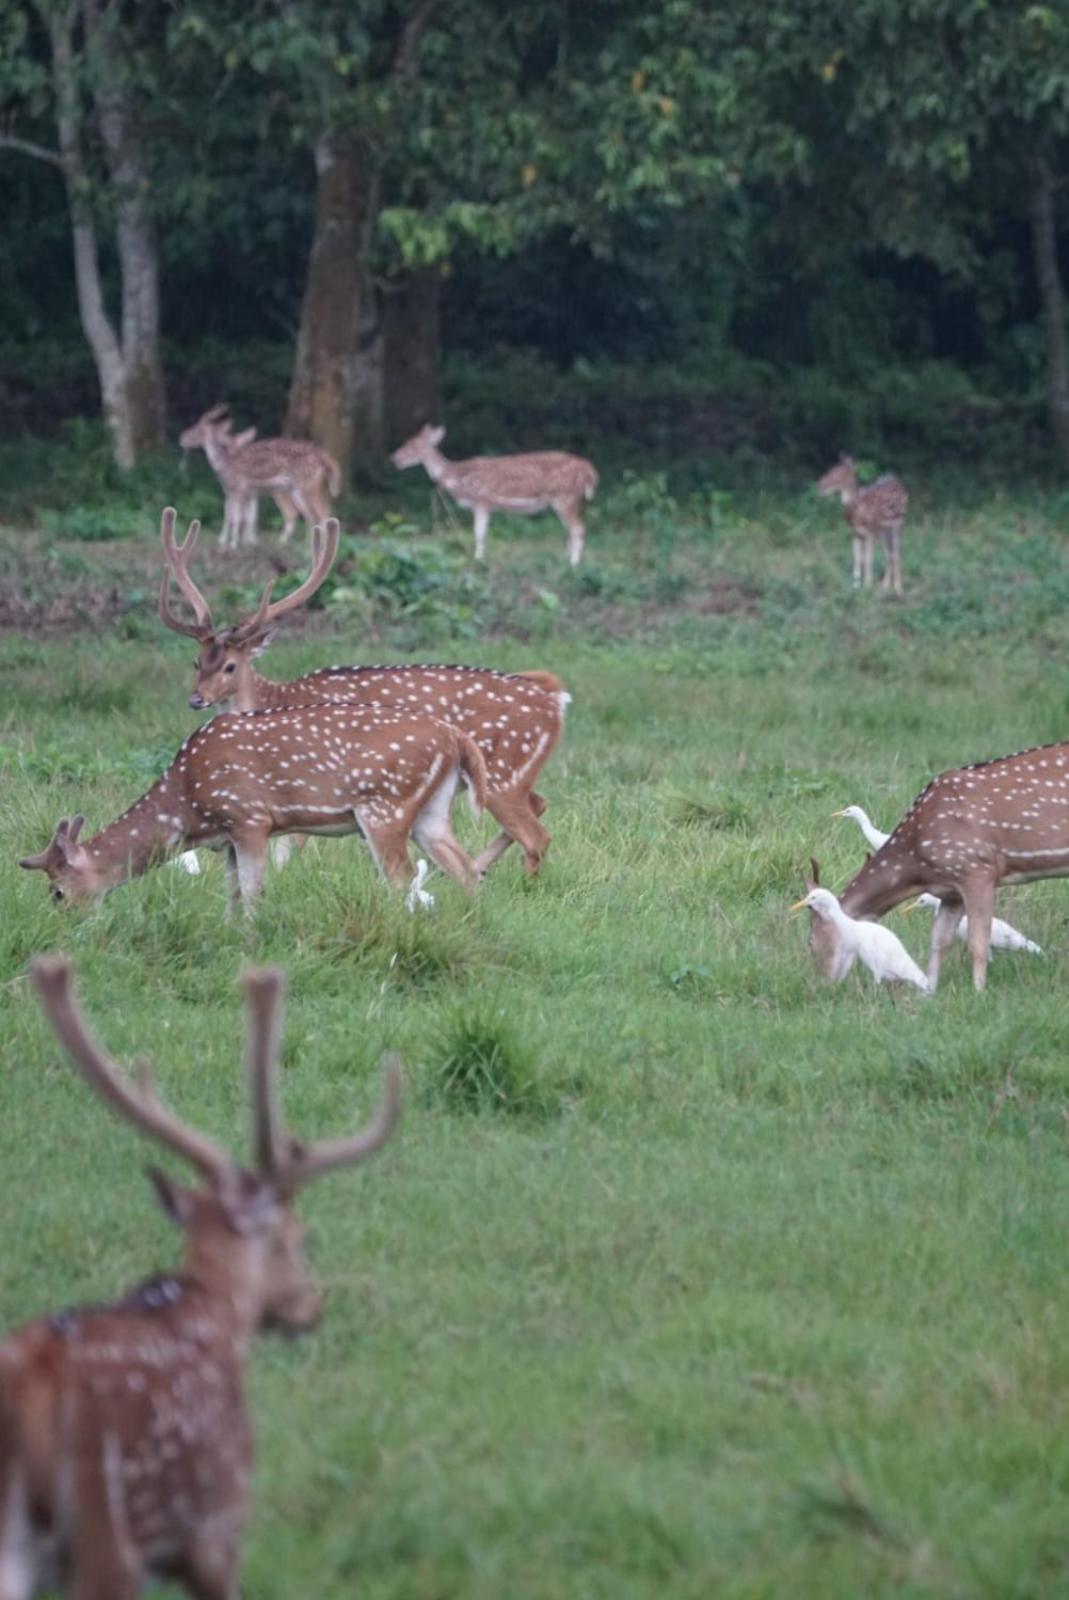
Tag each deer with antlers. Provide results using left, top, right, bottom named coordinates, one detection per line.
left=816, top=456, right=909, bottom=593
left=18, top=692, right=487, bottom=910
left=391, top=424, right=598, bottom=567
left=0, top=955, right=400, bottom=1600
left=805, top=740, right=1069, bottom=991
left=158, top=509, right=569, bottom=876
left=180, top=407, right=341, bottom=551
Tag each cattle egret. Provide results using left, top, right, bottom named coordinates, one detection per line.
left=406, top=857, right=435, bottom=913
left=834, top=804, right=1041, bottom=956
left=909, top=893, right=1042, bottom=955
left=832, top=805, right=889, bottom=850
left=791, top=886, right=930, bottom=993
left=174, top=850, right=202, bottom=875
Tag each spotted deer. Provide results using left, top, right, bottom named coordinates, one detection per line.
left=0, top=954, right=401, bottom=1600
left=816, top=456, right=909, bottom=592
left=180, top=407, right=341, bottom=550
left=19, top=698, right=487, bottom=910
left=158, top=508, right=569, bottom=875
left=391, top=423, right=598, bottom=567
left=807, top=740, right=1069, bottom=991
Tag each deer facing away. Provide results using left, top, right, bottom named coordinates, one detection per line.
left=0, top=955, right=401, bottom=1600
left=807, top=739, right=1069, bottom=991
left=19, top=697, right=487, bottom=911
left=180, top=407, right=340, bottom=551
left=391, top=424, right=598, bottom=567
left=159, top=509, right=569, bottom=876
left=816, top=456, right=909, bottom=592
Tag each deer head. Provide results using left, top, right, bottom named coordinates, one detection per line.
left=179, top=404, right=230, bottom=450
left=816, top=455, right=857, bottom=497
left=390, top=423, right=446, bottom=470
left=30, top=955, right=403, bottom=1337
left=158, top=507, right=340, bottom=708
left=18, top=814, right=99, bottom=901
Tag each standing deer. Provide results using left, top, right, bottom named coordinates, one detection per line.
left=807, top=740, right=1069, bottom=991
left=18, top=698, right=487, bottom=910
left=391, top=424, right=598, bottom=567
left=180, top=407, right=341, bottom=550
left=816, top=456, right=909, bottom=592
left=1, top=954, right=400, bottom=1600
left=158, top=509, right=569, bottom=876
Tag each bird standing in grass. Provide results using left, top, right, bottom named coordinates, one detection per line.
left=791, top=886, right=930, bottom=993
left=832, top=804, right=1042, bottom=955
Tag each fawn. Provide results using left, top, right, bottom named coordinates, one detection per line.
left=816, top=455, right=909, bottom=592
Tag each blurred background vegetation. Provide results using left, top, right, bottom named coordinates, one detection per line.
left=1, top=0, right=1069, bottom=516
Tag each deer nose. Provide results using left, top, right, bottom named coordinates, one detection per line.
left=188, top=693, right=206, bottom=710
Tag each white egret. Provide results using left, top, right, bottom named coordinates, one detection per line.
left=791, top=886, right=930, bottom=993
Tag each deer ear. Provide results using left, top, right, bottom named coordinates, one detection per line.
left=67, top=815, right=85, bottom=844
left=249, top=627, right=279, bottom=658
left=809, top=856, right=821, bottom=886
left=146, top=1167, right=196, bottom=1227
left=19, top=850, right=50, bottom=871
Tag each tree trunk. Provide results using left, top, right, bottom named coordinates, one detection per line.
left=1029, top=152, right=1069, bottom=462
left=384, top=268, right=442, bottom=447
left=286, top=133, right=381, bottom=490
left=89, top=0, right=165, bottom=455
left=45, top=1, right=165, bottom=470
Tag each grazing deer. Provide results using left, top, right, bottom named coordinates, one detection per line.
left=180, top=406, right=341, bottom=550
left=391, top=423, right=598, bottom=567
left=808, top=739, right=1069, bottom=991
left=159, top=508, right=569, bottom=876
left=19, top=699, right=487, bottom=911
left=1, top=954, right=401, bottom=1600
left=816, top=456, right=909, bottom=592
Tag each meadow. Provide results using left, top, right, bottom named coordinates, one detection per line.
left=4, top=473, right=1069, bottom=1597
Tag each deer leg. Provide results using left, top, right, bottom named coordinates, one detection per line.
left=851, top=532, right=863, bottom=588
left=555, top=498, right=584, bottom=566
left=863, top=533, right=875, bottom=587
left=355, top=811, right=414, bottom=891
left=472, top=506, right=489, bottom=561
left=962, top=878, right=996, bottom=992
left=411, top=773, right=482, bottom=891
left=926, top=898, right=964, bottom=992
left=241, top=494, right=259, bottom=548
left=473, top=790, right=550, bottom=876
left=274, top=491, right=298, bottom=542
left=892, top=520, right=904, bottom=593
left=183, top=1534, right=242, bottom=1600
left=0, top=1466, right=35, bottom=1600
left=290, top=484, right=317, bottom=533
left=230, top=833, right=269, bottom=909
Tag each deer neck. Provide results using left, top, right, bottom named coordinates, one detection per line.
left=83, top=774, right=192, bottom=890
left=201, top=432, right=231, bottom=474
left=182, top=1229, right=269, bottom=1355
left=419, top=444, right=451, bottom=486
left=839, top=848, right=925, bottom=920
left=223, top=667, right=301, bottom=714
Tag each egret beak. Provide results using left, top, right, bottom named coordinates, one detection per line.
left=789, top=898, right=809, bottom=914
left=899, top=900, right=919, bottom=915
left=830, top=809, right=848, bottom=818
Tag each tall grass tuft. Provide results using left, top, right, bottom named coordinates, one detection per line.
left=424, top=1002, right=553, bottom=1118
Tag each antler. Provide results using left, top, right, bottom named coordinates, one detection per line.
left=276, top=1056, right=403, bottom=1196
left=241, top=966, right=401, bottom=1193
left=30, top=955, right=232, bottom=1184
left=159, top=507, right=214, bottom=638
left=231, top=519, right=340, bottom=643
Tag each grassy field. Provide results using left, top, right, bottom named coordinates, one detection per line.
left=4, top=479, right=1069, bottom=1597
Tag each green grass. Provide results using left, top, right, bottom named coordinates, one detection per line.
left=3, top=487, right=1069, bottom=1597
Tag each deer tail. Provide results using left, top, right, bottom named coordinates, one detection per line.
left=456, top=731, right=488, bottom=817
left=584, top=465, right=599, bottom=500
left=515, top=669, right=566, bottom=697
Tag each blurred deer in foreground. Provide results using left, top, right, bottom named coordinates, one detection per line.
left=816, top=455, right=909, bottom=592
left=180, top=406, right=341, bottom=550
left=391, top=423, right=598, bottom=567
left=1, top=955, right=401, bottom=1600
left=159, top=509, right=569, bottom=875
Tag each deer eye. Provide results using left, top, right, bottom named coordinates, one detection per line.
left=224, top=662, right=237, bottom=674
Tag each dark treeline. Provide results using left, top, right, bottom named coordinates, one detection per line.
left=1, top=0, right=1068, bottom=477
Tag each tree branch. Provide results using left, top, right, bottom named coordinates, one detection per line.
left=0, top=134, right=65, bottom=169
left=393, top=0, right=440, bottom=84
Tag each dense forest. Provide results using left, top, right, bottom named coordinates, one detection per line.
left=2, top=0, right=1069, bottom=485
